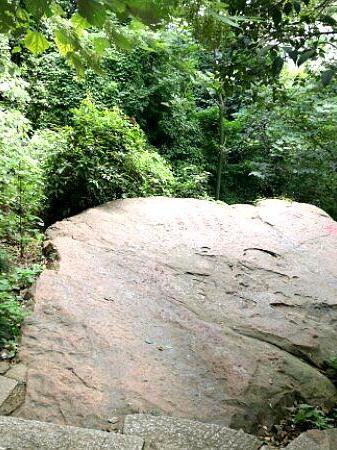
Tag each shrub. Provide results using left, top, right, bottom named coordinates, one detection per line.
left=43, top=100, right=175, bottom=222
left=173, top=163, right=210, bottom=198
left=0, top=108, right=45, bottom=256
left=0, top=249, right=12, bottom=274
left=0, top=264, right=42, bottom=351
left=0, top=290, right=24, bottom=351
left=293, top=404, right=333, bottom=430
left=230, top=82, right=337, bottom=218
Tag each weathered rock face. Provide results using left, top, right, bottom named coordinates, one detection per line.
left=285, top=429, right=337, bottom=450
left=16, top=198, right=337, bottom=432
left=0, top=416, right=144, bottom=449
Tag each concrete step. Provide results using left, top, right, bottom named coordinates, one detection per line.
left=123, top=414, right=262, bottom=449
left=0, top=416, right=144, bottom=450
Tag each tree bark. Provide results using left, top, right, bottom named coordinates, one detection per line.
left=215, top=94, right=225, bottom=200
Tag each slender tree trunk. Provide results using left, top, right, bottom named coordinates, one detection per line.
left=215, top=95, right=225, bottom=200
left=18, top=161, right=24, bottom=259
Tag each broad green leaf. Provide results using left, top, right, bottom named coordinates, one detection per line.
left=17, top=7, right=31, bottom=23
left=24, top=0, right=51, bottom=18
left=54, top=28, right=79, bottom=56
left=123, top=0, right=172, bottom=25
left=207, top=10, right=240, bottom=28
left=110, top=29, right=133, bottom=51
left=68, top=53, right=86, bottom=77
left=91, top=36, right=110, bottom=55
left=108, top=0, right=126, bottom=14
left=23, top=30, right=50, bottom=54
left=297, top=49, right=316, bottom=66
left=272, top=56, right=284, bottom=75
left=287, top=49, right=298, bottom=63
left=77, top=0, right=107, bottom=27
left=71, top=12, right=90, bottom=35
left=321, top=69, right=335, bottom=86
left=271, top=7, right=282, bottom=27
left=283, top=2, right=293, bottom=15
left=321, top=15, right=337, bottom=26
left=0, top=1, right=17, bottom=33
left=293, top=2, right=301, bottom=14
left=48, top=2, right=65, bottom=17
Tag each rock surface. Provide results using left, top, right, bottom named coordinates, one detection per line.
left=0, top=362, right=10, bottom=375
left=124, top=414, right=261, bottom=449
left=0, top=416, right=144, bottom=449
left=16, top=198, right=337, bottom=432
left=5, top=364, right=27, bottom=383
left=284, top=429, right=337, bottom=449
left=0, top=375, right=25, bottom=415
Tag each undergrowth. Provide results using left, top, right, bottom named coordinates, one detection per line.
left=260, top=357, right=337, bottom=447
left=0, top=245, right=42, bottom=359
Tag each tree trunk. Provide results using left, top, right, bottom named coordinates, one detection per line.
left=215, top=96, right=225, bottom=200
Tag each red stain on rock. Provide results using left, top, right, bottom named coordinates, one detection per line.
left=325, top=224, right=337, bottom=234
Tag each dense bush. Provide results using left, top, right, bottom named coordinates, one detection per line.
left=0, top=264, right=42, bottom=351
left=0, top=108, right=45, bottom=255
left=0, top=286, right=25, bottom=350
left=23, top=34, right=211, bottom=200
left=43, top=100, right=175, bottom=222
left=0, top=249, right=11, bottom=274
left=223, top=80, right=337, bottom=218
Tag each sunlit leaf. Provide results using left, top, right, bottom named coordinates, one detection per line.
left=48, top=2, right=65, bottom=17
left=23, top=30, right=50, bottom=55
left=91, top=36, right=110, bottom=55
left=110, top=29, right=133, bottom=50
left=207, top=10, right=240, bottom=28
left=71, top=12, right=90, bottom=35
left=78, top=0, right=107, bottom=27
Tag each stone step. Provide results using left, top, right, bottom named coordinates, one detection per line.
left=0, top=416, right=144, bottom=450
left=123, top=414, right=262, bottom=449
left=0, top=376, right=25, bottom=415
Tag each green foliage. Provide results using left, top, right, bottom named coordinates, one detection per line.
left=0, top=107, right=45, bottom=255
left=0, top=250, right=12, bottom=274
left=21, top=24, right=337, bottom=217
left=0, top=263, right=42, bottom=351
left=293, top=404, right=333, bottom=430
left=0, top=36, right=30, bottom=109
left=23, top=52, right=86, bottom=128
left=0, top=0, right=178, bottom=74
left=225, top=79, right=337, bottom=217
left=24, top=30, right=50, bottom=55
left=43, top=100, right=175, bottom=222
left=173, top=164, right=210, bottom=199
left=325, top=356, right=337, bottom=383
left=0, top=290, right=24, bottom=351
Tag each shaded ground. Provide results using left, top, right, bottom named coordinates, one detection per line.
left=15, top=198, right=337, bottom=433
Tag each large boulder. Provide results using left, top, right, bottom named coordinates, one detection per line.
left=15, top=198, right=337, bottom=432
